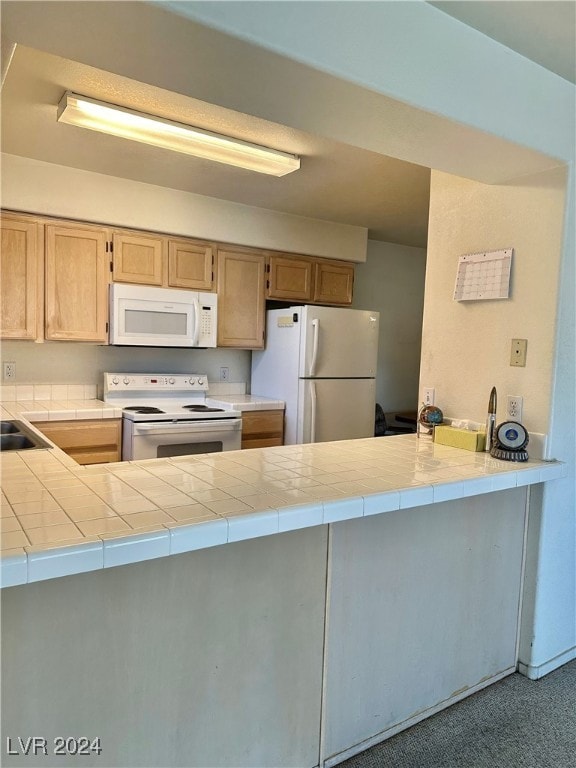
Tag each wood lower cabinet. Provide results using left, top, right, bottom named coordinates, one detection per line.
left=34, top=419, right=122, bottom=464
left=0, top=213, right=43, bottom=340
left=313, top=259, right=354, bottom=305
left=241, top=410, right=284, bottom=449
left=217, top=247, right=266, bottom=349
left=45, top=224, right=109, bottom=342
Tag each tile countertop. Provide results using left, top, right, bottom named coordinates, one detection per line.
left=0, top=401, right=566, bottom=588
left=205, top=395, right=285, bottom=411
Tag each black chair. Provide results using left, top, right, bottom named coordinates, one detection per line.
left=375, top=403, right=416, bottom=436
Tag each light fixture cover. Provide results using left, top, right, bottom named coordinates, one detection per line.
left=57, top=91, right=300, bottom=176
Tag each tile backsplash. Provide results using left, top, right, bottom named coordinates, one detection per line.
left=0, top=380, right=246, bottom=404
left=1, top=383, right=98, bottom=402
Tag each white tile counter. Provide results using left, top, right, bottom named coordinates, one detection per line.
left=205, top=394, right=285, bottom=411
left=0, top=401, right=565, bottom=587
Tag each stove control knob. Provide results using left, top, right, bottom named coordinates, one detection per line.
left=169, top=377, right=175, bottom=385
left=189, top=377, right=196, bottom=386
left=123, top=377, right=130, bottom=385
left=112, top=376, right=119, bottom=385
left=197, top=378, right=205, bottom=386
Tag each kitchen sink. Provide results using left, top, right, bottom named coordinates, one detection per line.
left=0, top=421, right=20, bottom=434
left=0, top=421, right=52, bottom=451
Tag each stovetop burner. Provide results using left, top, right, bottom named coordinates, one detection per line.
left=104, top=373, right=240, bottom=424
left=182, top=405, right=224, bottom=412
left=123, top=406, right=166, bottom=414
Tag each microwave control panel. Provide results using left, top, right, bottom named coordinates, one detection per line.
left=196, top=291, right=217, bottom=346
left=199, top=305, right=215, bottom=340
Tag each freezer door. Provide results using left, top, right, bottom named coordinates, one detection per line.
left=297, top=378, right=376, bottom=444
left=299, top=305, right=379, bottom=378
left=251, top=309, right=302, bottom=443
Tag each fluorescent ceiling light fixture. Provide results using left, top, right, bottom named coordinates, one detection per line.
left=57, top=91, right=300, bottom=176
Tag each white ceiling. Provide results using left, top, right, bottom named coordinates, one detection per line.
left=0, top=45, right=431, bottom=247
left=1, top=2, right=573, bottom=249
left=429, top=1, right=576, bottom=85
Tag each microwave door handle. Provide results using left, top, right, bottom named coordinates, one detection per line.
left=310, top=381, right=317, bottom=443
left=309, top=319, right=320, bottom=377
left=192, top=298, right=201, bottom=346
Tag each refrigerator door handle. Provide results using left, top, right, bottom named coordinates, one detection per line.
left=310, top=381, right=317, bottom=443
left=309, top=319, right=320, bottom=376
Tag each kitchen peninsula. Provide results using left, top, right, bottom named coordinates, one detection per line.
left=0, top=400, right=565, bottom=768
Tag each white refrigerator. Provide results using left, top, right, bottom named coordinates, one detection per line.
left=251, top=305, right=380, bottom=444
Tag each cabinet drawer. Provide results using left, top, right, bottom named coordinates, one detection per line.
left=241, top=437, right=284, bottom=450
left=34, top=419, right=122, bottom=465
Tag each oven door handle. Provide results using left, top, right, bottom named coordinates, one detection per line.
left=134, top=419, right=242, bottom=434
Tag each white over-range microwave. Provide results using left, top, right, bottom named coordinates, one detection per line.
left=109, top=284, right=217, bottom=347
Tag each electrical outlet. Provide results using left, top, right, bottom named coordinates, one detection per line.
left=423, top=387, right=435, bottom=406
left=219, top=367, right=229, bottom=382
left=507, top=395, right=523, bottom=422
left=3, top=361, right=16, bottom=381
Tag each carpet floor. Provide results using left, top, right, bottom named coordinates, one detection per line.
left=339, top=660, right=576, bottom=768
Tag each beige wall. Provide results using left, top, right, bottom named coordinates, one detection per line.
left=420, top=167, right=567, bottom=439
left=0, top=341, right=251, bottom=391
left=353, top=240, right=426, bottom=412
left=1, top=154, right=367, bottom=262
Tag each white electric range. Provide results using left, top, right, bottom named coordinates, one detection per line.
left=103, top=373, right=242, bottom=460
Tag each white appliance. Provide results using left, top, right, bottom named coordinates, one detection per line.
left=109, top=284, right=217, bottom=347
left=251, top=305, right=379, bottom=444
left=103, top=373, right=241, bottom=460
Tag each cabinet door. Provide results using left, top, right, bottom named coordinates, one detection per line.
left=313, top=260, right=354, bottom=305
left=45, top=224, right=109, bottom=342
left=34, top=419, right=122, bottom=464
left=217, top=248, right=266, bottom=349
left=113, top=232, right=164, bottom=286
left=241, top=410, right=284, bottom=450
left=0, top=215, right=42, bottom=340
left=168, top=238, right=214, bottom=291
left=268, top=254, right=313, bottom=301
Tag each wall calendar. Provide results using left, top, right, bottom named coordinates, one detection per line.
left=453, top=248, right=513, bottom=302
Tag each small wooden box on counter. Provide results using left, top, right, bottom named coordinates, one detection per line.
left=434, top=424, right=486, bottom=452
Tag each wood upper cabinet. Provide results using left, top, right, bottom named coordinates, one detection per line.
left=313, top=259, right=354, bottom=305
left=112, top=232, right=165, bottom=286
left=168, top=238, right=213, bottom=290
left=45, top=223, right=109, bottom=342
left=112, top=231, right=215, bottom=291
left=267, top=251, right=355, bottom=306
left=1, top=213, right=43, bottom=340
left=217, top=247, right=266, bottom=349
left=267, top=254, right=314, bottom=302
